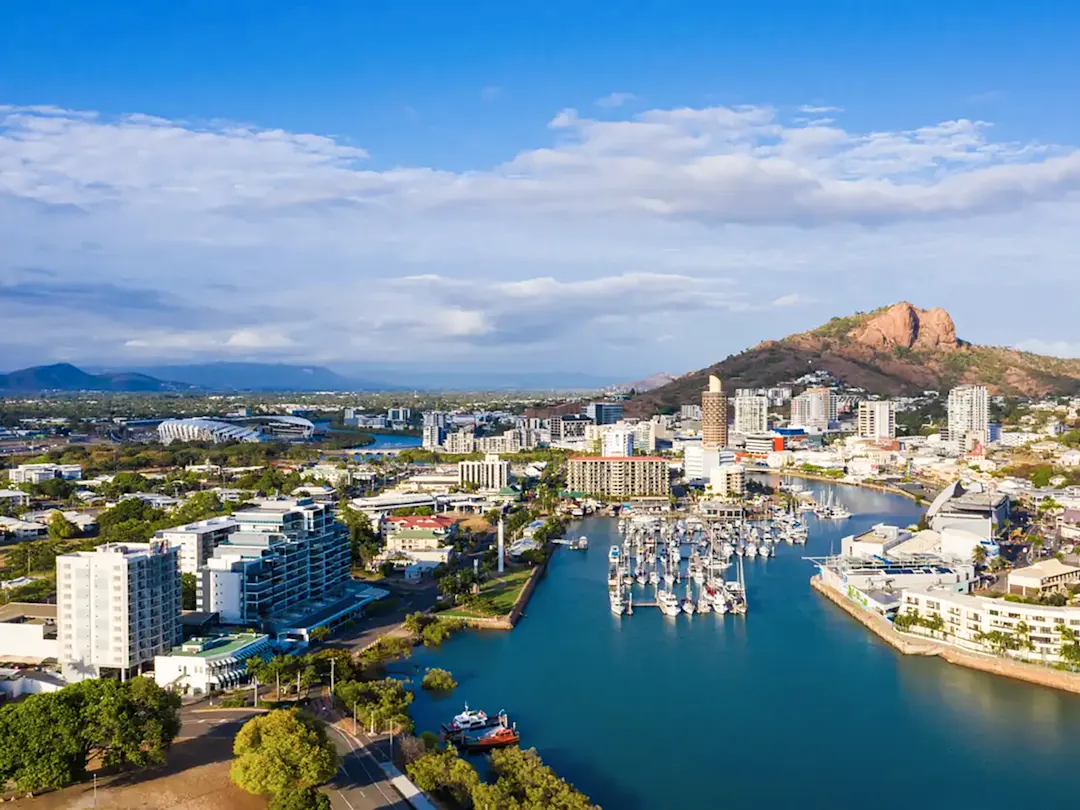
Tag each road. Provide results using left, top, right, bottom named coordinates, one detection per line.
left=312, top=698, right=413, bottom=810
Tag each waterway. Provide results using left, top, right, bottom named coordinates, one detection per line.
left=407, top=478, right=1080, bottom=809
left=352, top=433, right=423, bottom=453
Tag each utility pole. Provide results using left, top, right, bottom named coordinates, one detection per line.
left=252, top=677, right=259, bottom=708
left=93, top=774, right=97, bottom=809
left=276, top=670, right=280, bottom=702
left=353, top=702, right=358, bottom=735
left=330, top=658, right=336, bottom=694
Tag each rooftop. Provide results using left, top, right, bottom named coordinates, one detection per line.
left=168, top=632, right=266, bottom=659
left=569, top=456, right=668, bottom=462
left=1009, top=559, right=1080, bottom=581
left=0, top=602, right=57, bottom=624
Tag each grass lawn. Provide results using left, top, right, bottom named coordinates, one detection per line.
left=439, top=568, right=534, bottom=618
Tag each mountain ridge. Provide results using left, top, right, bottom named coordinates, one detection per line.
left=631, top=302, right=1080, bottom=412
left=0, top=363, right=186, bottom=393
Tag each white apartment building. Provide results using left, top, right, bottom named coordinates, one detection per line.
left=600, top=426, right=635, bottom=458
left=733, top=394, right=769, bottom=436
left=57, top=541, right=182, bottom=681
left=197, top=497, right=350, bottom=626
left=857, top=400, right=896, bottom=441
left=156, top=516, right=238, bottom=575
left=8, top=463, right=83, bottom=485
left=709, top=463, right=746, bottom=498
left=422, top=424, right=445, bottom=450
left=632, top=420, right=658, bottom=453
left=458, top=454, right=511, bottom=491
left=567, top=457, right=670, bottom=498
left=790, top=388, right=837, bottom=431
left=683, top=443, right=736, bottom=481
left=154, top=632, right=271, bottom=695
left=947, top=385, right=990, bottom=444
left=443, top=428, right=476, bottom=455
left=899, top=587, right=1080, bottom=664
left=679, top=404, right=702, bottom=421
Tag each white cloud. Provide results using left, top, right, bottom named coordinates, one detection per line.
left=596, top=92, right=636, bottom=109
left=2, top=100, right=1080, bottom=371
left=799, top=104, right=843, bottom=114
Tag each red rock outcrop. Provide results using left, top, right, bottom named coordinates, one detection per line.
left=851, top=302, right=959, bottom=352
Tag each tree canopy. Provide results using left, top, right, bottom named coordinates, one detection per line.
left=230, top=710, right=339, bottom=798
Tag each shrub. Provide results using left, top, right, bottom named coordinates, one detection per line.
left=421, top=668, right=457, bottom=692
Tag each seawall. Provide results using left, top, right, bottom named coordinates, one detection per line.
left=812, top=577, right=1080, bottom=695
left=765, top=469, right=923, bottom=502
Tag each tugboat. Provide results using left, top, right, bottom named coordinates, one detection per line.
left=463, top=719, right=520, bottom=752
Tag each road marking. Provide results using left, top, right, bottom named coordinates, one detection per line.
left=329, top=726, right=400, bottom=808
left=335, top=789, right=357, bottom=810
left=197, top=719, right=206, bottom=724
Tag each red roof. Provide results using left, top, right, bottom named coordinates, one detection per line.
left=568, top=456, right=667, bottom=462
left=385, top=515, right=457, bottom=529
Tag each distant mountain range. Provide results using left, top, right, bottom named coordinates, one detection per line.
left=606, top=372, right=677, bottom=394
left=0, top=363, right=189, bottom=393
left=0, top=361, right=624, bottom=393
left=630, top=302, right=1080, bottom=412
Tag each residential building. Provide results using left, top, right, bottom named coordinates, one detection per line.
left=898, top=587, right=1080, bottom=664
left=745, top=434, right=785, bottom=455
left=947, top=385, right=990, bottom=444
left=733, top=393, right=768, bottom=436
left=567, top=457, right=670, bottom=498
left=709, top=463, right=746, bottom=498
left=154, top=632, right=271, bottom=695
left=701, top=375, right=729, bottom=449
left=631, top=420, right=657, bottom=453
left=388, top=407, right=412, bottom=424
left=383, top=514, right=458, bottom=544
left=601, top=426, right=635, bottom=458
left=0, top=489, right=30, bottom=508
left=857, top=400, right=896, bottom=441
left=0, top=516, right=47, bottom=540
left=679, top=404, right=702, bottom=421
left=443, top=428, right=476, bottom=455
left=422, top=424, right=445, bottom=450
left=422, top=411, right=449, bottom=429
left=683, top=443, right=736, bottom=481
left=790, top=388, right=837, bottom=431
left=1007, top=560, right=1080, bottom=597
left=549, top=414, right=592, bottom=442
left=8, top=463, right=83, bottom=485
left=458, top=454, right=511, bottom=491
left=584, top=402, right=624, bottom=425
left=156, top=516, right=239, bottom=575
left=57, top=541, right=182, bottom=681
left=196, top=497, right=349, bottom=625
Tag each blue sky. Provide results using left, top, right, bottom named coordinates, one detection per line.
left=2, top=1, right=1080, bottom=376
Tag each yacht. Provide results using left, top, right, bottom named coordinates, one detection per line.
left=657, top=589, right=681, bottom=617
left=609, top=545, right=621, bottom=563
left=745, top=542, right=758, bottom=558
left=648, top=569, right=659, bottom=586
left=696, top=593, right=712, bottom=614
left=609, top=588, right=626, bottom=616
left=681, top=583, right=696, bottom=615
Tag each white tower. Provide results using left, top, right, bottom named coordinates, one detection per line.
left=497, top=517, right=505, bottom=573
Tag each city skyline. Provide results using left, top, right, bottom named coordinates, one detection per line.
left=3, top=2, right=1080, bottom=375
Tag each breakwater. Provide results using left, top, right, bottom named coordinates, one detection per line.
left=812, top=576, right=1080, bottom=695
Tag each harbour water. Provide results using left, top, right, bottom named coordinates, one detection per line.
left=408, top=479, right=1080, bottom=808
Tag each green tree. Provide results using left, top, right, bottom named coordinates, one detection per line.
left=231, top=710, right=339, bottom=798
left=47, top=511, right=79, bottom=540
left=972, top=545, right=988, bottom=566
left=334, top=678, right=413, bottom=733
left=0, top=687, right=86, bottom=793
left=405, top=748, right=480, bottom=807
left=181, top=572, right=197, bottom=611
left=487, top=746, right=597, bottom=809
left=309, top=626, right=330, bottom=643
left=269, top=787, right=331, bottom=810
left=421, top=668, right=457, bottom=692
left=76, top=677, right=182, bottom=769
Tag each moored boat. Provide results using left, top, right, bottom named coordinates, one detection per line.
left=463, top=723, right=520, bottom=752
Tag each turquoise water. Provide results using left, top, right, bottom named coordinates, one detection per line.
left=408, top=480, right=1080, bottom=808
left=355, top=433, right=423, bottom=452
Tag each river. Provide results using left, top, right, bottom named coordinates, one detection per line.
left=406, top=478, right=1080, bottom=808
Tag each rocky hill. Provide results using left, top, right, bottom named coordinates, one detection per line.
left=630, top=302, right=1080, bottom=412
left=0, top=363, right=185, bottom=392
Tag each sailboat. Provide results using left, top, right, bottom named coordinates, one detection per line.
left=682, top=581, right=696, bottom=614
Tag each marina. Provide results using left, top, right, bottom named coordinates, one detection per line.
left=407, top=477, right=1080, bottom=810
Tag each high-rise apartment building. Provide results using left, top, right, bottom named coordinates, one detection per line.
left=443, top=428, right=476, bottom=454
left=458, top=454, right=511, bottom=491
left=733, top=393, right=769, bottom=436
left=57, top=541, right=182, bottom=681
left=600, top=426, right=635, bottom=457
left=701, top=375, right=729, bottom=449
left=857, top=400, right=896, bottom=441
left=156, top=516, right=238, bottom=574
left=567, top=457, right=670, bottom=497
left=422, top=411, right=449, bottom=428
left=948, top=385, right=990, bottom=443
left=710, top=463, right=746, bottom=497
left=790, top=388, right=838, bottom=431
left=584, top=402, right=624, bottom=425
left=549, top=414, right=592, bottom=442
left=679, top=404, right=703, bottom=421
left=197, top=497, right=350, bottom=625
left=422, top=425, right=445, bottom=450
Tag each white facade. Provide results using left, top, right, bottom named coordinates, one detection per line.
left=156, top=516, right=238, bottom=575
left=8, top=464, right=82, bottom=484
left=196, top=498, right=350, bottom=625
left=458, top=454, right=511, bottom=491
left=709, top=463, right=746, bottom=497
left=153, top=632, right=270, bottom=695
left=733, top=394, right=769, bottom=436
left=601, top=427, right=635, bottom=458
left=0, top=604, right=58, bottom=663
left=947, top=385, right=990, bottom=444
left=443, top=429, right=476, bottom=454
left=422, top=424, right=445, bottom=450
left=57, top=542, right=182, bottom=681
left=857, top=400, right=896, bottom=440
left=791, top=388, right=837, bottom=431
